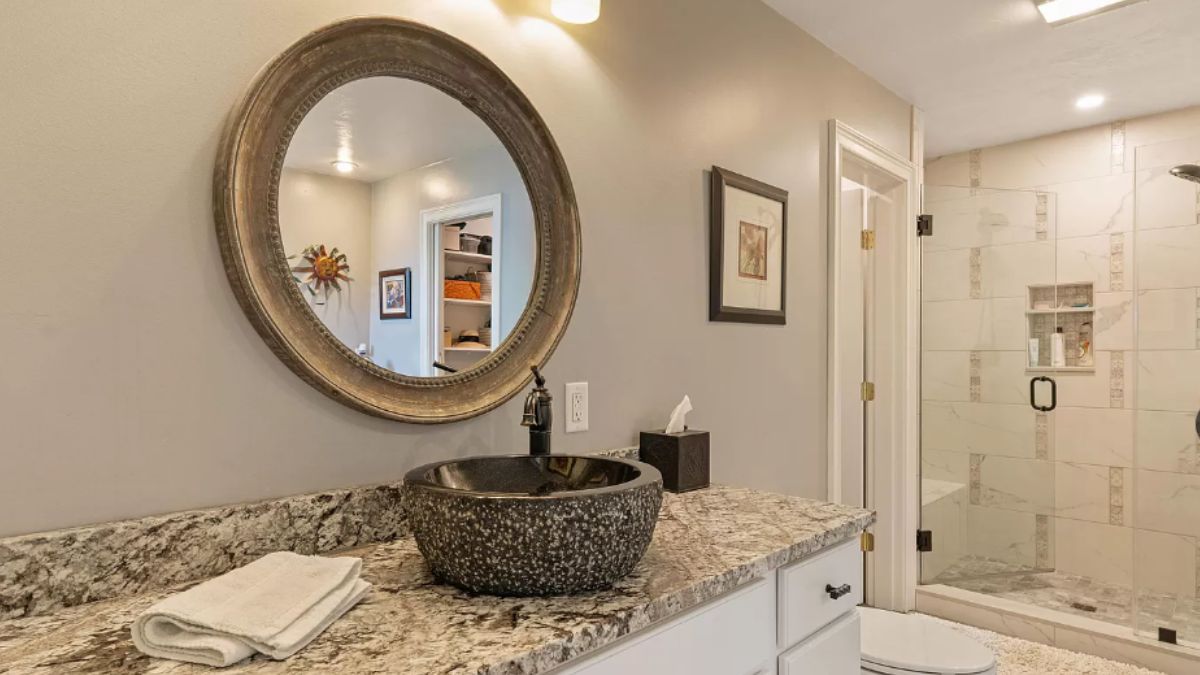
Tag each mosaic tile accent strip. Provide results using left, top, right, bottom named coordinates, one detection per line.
left=969, top=247, right=983, bottom=299
left=1035, top=514, right=1051, bottom=570
left=969, top=454, right=982, bottom=505
left=1194, top=183, right=1200, bottom=225
left=969, top=148, right=982, bottom=192
left=1110, top=120, right=1126, bottom=172
left=1109, top=467, right=1125, bottom=526
left=1035, top=413, right=1049, bottom=460
left=1109, top=233, right=1125, bottom=291
left=969, top=350, right=982, bottom=402
left=1110, top=351, right=1125, bottom=408
left=1035, top=192, right=1049, bottom=241
left=1195, top=293, right=1200, bottom=349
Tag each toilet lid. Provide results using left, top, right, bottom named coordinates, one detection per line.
left=860, top=608, right=995, bottom=675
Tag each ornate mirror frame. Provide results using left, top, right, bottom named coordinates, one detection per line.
left=214, top=18, right=581, bottom=423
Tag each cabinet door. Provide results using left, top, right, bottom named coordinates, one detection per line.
left=778, top=611, right=861, bottom=675
left=556, top=578, right=775, bottom=675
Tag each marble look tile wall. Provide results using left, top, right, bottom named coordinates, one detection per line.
left=923, top=106, right=1200, bottom=619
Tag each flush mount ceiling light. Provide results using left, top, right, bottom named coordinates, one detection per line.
left=1035, top=0, right=1146, bottom=25
left=551, top=0, right=600, bottom=24
left=1075, top=93, right=1106, bottom=110
left=330, top=159, right=358, bottom=174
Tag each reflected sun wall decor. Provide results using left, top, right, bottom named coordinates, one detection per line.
left=291, top=244, right=351, bottom=297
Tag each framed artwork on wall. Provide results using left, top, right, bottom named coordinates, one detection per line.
left=709, top=166, right=788, bottom=324
left=379, top=268, right=412, bottom=320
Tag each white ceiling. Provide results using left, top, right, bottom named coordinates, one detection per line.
left=764, top=0, right=1200, bottom=156
left=285, top=77, right=503, bottom=183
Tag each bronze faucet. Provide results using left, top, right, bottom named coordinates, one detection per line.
left=521, top=365, right=552, bottom=456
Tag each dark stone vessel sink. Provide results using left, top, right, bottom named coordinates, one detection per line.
left=404, top=455, right=664, bottom=596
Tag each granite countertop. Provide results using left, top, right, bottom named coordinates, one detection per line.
left=0, top=487, right=873, bottom=675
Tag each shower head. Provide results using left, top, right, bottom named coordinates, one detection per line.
left=1169, top=164, right=1200, bottom=184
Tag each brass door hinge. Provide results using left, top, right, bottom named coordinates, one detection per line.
left=861, top=381, right=875, bottom=401
left=861, top=230, right=876, bottom=250
left=861, top=531, right=875, bottom=552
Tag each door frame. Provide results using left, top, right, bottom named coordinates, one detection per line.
left=825, top=119, right=921, bottom=611
left=418, top=194, right=503, bottom=376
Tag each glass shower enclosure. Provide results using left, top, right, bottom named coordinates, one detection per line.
left=919, top=135, right=1200, bottom=649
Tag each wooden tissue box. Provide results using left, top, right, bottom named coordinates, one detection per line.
left=639, top=429, right=710, bottom=493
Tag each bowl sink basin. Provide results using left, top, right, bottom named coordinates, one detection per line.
left=404, top=455, right=663, bottom=596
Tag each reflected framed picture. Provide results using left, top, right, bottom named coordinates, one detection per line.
left=379, top=268, right=412, bottom=320
left=709, top=166, right=788, bottom=324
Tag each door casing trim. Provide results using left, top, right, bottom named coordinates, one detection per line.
left=825, top=117, right=921, bottom=611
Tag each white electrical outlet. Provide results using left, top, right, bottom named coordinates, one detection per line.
left=565, top=382, right=588, bottom=432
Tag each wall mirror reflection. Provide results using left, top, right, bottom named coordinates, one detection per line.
left=279, top=77, right=535, bottom=377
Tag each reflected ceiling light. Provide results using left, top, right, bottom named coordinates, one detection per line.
left=1035, top=0, right=1145, bottom=25
left=331, top=160, right=358, bottom=174
left=551, top=0, right=600, bottom=24
left=1075, top=93, right=1106, bottom=110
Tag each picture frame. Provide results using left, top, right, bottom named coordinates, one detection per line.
left=379, top=268, right=412, bottom=320
left=709, top=166, right=788, bottom=324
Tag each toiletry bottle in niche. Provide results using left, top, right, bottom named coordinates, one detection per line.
left=1078, top=322, right=1094, bottom=367
left=1051, top=327, right=1066, bottom=368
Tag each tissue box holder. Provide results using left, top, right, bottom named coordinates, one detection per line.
left=639, top=429, right=710, bottom=493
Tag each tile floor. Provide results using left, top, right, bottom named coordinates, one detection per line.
left=929, top=615, right=1163, bottom=674
left=932, top=555, right=1200, bottom=648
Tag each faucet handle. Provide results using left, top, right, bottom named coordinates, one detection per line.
left=530, top=364, right=546, bottom=388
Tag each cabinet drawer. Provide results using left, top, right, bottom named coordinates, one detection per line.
left=556, top=577, right=775, bottom=675
left=777, top=537, right=862, bottom=649
left=778, top=610, right=861, bottom=675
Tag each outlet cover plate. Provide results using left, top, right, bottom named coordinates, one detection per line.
left=565, top=382, right=588, bottom=433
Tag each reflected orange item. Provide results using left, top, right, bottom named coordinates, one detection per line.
left=444, top=280, right=482, bottom=300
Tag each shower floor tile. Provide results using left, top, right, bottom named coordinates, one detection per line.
left=931, top=555, right=1200, bottom=646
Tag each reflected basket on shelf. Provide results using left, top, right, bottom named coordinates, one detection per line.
left=444, top=279, right=482, bottom=300
left=459, top=234, right=482, bottom=254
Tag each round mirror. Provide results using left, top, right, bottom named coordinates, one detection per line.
left=214, top=19, right=580, bottom=422
left=279, top=77, right=535, bottom=377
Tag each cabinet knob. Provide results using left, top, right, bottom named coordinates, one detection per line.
left=825, top=583, right=852, bottom=600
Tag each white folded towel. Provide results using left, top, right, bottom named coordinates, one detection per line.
left=131, top=551, right=370, bottom=667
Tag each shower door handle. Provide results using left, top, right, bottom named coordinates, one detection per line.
left=1030, top=376, right=1057, bottom=412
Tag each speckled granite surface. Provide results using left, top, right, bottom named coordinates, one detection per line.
left=0, top=486, right=872, bottom=675
left=0, top=484, right=408, bottom=620
left=0, top=448, right=642, bottom=621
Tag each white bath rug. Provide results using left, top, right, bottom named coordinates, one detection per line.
left=923, top=615, right=1164, bottom=675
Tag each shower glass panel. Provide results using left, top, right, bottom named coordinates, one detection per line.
left=920, top=185, right=1059, bottom=588
left=1131, top=135, right=1200, bottom=647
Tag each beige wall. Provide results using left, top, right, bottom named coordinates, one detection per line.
left=0, top=0, right=911, bottom=536
left=923, top=105, right=1200, bottom=599
left=279, top=169, right=373, bottom=351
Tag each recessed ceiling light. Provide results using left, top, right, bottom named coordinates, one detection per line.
left=331, top=160, right=358, bottom=174
left=1035, top=0, right=1145, bottom=25
left=1075, top=93, right=1106, bottom=110
left=551, top=0, right=601, bottom=24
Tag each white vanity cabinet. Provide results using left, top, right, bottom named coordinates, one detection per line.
left=552, top=537, right=864, bottom=675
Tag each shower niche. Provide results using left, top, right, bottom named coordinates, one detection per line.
left=1025, top=282, right=1095, bottom=372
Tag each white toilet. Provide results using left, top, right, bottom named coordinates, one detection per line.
left=860, top=607, right=997, bottom=675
